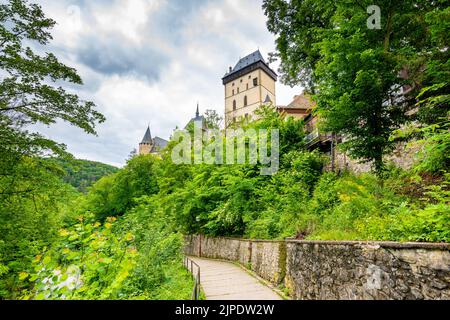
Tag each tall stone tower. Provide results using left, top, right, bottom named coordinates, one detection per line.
left=222, top=50, right=277, bottom=126
left=139, top=126, right=153, bottom=155
left=138, top=125, right=169, bottom=155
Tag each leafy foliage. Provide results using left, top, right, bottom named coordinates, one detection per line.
left=0, top=157, right=79, bottom=298
left=263, top=0, right=449, bottom=173
left=1, top=0, right=449, bottom=301
left=146, top=107, right=448, bottom=242
left=84, top=155, right=159, bottom=220
left=24, top=209, right=192, bottom=300
left=0, top=0, right=105, bottom=163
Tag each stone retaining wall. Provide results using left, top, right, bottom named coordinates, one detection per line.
left=184, top=235, right=450, bottom=300
left=184, top=235, right=285, bottom=285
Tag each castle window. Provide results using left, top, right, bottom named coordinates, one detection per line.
left=244, top=96, right=247, bottom=106
left=232, top=89, right=234, bottom=95
left=246, top=83, right=249, bottom=90
left=237, top=87, right=240, bottom=93
left=248, top=75, right=251, bottom=79
left=253, top=78, right=258, bottom=86
left=232, top=82, right=235, bottom=86
left=233, top=100, right=236, bottom=110
left=240, top=79, right=243, bottom=83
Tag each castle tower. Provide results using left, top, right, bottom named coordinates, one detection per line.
left=139, top=125, right=153, bottom=155
left=222, top=50, right=277, bottom=126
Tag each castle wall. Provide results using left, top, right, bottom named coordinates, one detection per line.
left=334, top=141, right=423, bottom=173
left=184, top=235, right=450, bottom=300
left=139, top=143, right=152, bottom=155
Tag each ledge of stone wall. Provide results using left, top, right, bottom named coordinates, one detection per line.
left=285, top=239, right=450, bottom=250
left=184, top=235, right=450, bottom=300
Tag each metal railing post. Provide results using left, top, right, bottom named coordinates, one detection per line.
left=183, top=256, right=201, bottom=300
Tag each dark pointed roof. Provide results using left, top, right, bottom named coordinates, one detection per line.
left=229, top=50, right=265, bottom=75
left=140, top=126, right=152, bottom=144
left=222, top=50, right=277, bottom=84
left=264, top=94, right=272, bottom=104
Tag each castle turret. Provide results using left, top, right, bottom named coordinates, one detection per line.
left=139, top=126, right=153, bottom=155
left=138, top=125, right=168, bottom=155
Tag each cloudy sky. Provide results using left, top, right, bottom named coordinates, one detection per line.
left=36, top=0, right=302, bottom=167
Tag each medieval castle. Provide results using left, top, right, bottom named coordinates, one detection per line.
left=138, top=50, right=317, bottom=156
left=137, top=49, right=415, bottom=172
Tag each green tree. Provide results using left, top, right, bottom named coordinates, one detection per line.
left=0, top=0, right=105, bottom=171
left=204, top=109, right=223, bottom=129
left=0, top=0, right=104, bottom=298
left=263, top=0, right=447, bottom=173
left=86, top=155, right=159, bottom=220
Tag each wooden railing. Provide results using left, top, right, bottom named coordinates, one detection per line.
left=183, top=256, right=201, bottom=300
left=305, top=129, right=333, bottom=147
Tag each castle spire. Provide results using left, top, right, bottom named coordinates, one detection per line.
left=140, top=125, right=152, bottom=144
left=196, top=102, right=199, bottom=118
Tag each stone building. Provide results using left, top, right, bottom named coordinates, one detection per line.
left=277, top=92, right=316, bottom=120
left=222, top=50, right=277, bottom=126
left=138, top=125, right=168, bottom=155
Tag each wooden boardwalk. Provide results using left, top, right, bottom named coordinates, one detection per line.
left=190, top=257, right=282, bottom=300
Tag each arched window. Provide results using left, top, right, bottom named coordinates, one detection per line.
left=233, top=100, right=236, bottom=110
left=244, top=96, right=247, bottom=106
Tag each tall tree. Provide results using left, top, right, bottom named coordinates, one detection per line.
left=0, top=0, right=105, bottom=175
left=0, top=0, right=104, bottom=297
left=263, top=0, right=448, bottom=173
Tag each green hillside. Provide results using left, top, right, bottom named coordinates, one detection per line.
left=53, top=158, right=119, bottom=193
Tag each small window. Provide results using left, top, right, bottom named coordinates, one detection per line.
left=244, top=96, right=247, bottom=106
left=233, top=100, right=236, bottom=110
left=253, top=78, right=258, bottom=86
left=232, top=89, right=234, bottom=95
left=246, top=83, right=249, bottom=90
left=237, top=87, right=240, bottom=93
left=232, top=82, right=235, bottom=86
left=240, top=79, right=243, bottom=83
left=248, top=75, right=251, bottom=79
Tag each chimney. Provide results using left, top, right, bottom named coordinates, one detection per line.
left=229, top=66, right=232, bottom=73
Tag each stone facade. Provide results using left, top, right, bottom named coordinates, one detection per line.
left=184, top=235, right=450, bottom=300
left=184, top=235, right=285, bottom=285
left=223, top=50, right=277, bottom=126
left=334, top=139, right=423, bottom=173
left=285, top=240, right=450, bottom=300
left=251, top=240, right=286, bottom=285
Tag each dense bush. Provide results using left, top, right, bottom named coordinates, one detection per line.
left=303, top=171, right=450, bottom=242
left=0, top=158, right=79, bottom=298
left=22, top=204, right=193, bottom=300
left=144, top=107, right=449, bottom=243
left=84, top=155, right=159, bottom=220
